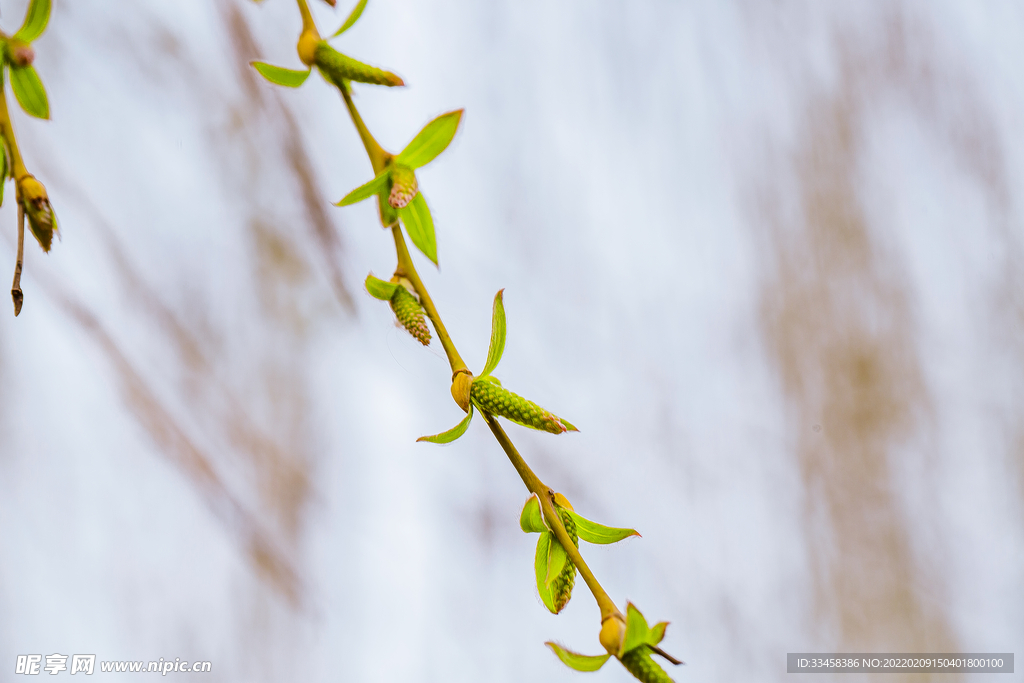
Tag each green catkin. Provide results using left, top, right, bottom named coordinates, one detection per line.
left=390, top=285, right=431, bottom=345
left=620, top=647, right=674, bottom=683
left=388, top=164, right=417, bottom=208
left=470, top=378, right=571, bottom=434
left=550, top=506, right=578, bottom=613
left=313, top=42, right=403, bottom=88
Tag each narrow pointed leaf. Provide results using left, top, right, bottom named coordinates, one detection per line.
left=480, top=289, right=506, bottom=377
left=534, top=532, right=557, bottom=613
left=544, top=532, right=568, bottom=589
left=14, top=0, right=50, bottom=42
left=9, top=66, right=48, bottom=119
left=417, top=405, right=473, bottom=444
left=251, top=62, right=311, bottom=87
left=364, top=273, right=398, bottom=301
left=519, top=494, right=546, bottom=534
left=649, top=622, right=668, bottom=646
left=332, top=0, right=368, bottom=36
left=622, top=603, right=652, bottom=655
left=567, top=511, right=640, bottom=545
left=378, top=191, right=399, bottom=226
left=545, top=643, right=610, bottom=672
left=396, top=109, right=463, bottom=169
left=337, top=170, right=390, bottom=206
left=400, top=192, right=436, bottom=265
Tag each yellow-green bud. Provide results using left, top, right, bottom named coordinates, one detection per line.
left=620, top=647, right=674, bottom=683
left=470, top=377, right=574, bottom=434
left=451, top=371, right=472, bottom=413
left=313, top=42, right=404, bottom=87
left=6, top=39, right=34, bottom=68
left=18, top=175, right=55, bottom=252
left=390, top=283, right=430, bottom=346
left=297, top=29, right=320, bottom=67
left=600, top=614, right=626, bottom=656
left=388, top=164, right=417, bottom=209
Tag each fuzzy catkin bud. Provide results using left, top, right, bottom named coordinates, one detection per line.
left=388, top=165, right=418, bottom=209
left=390, top=285, right=431, bottom=346
left=550, top=506, right=578, bottom=613
left=470, top=378, right=570, bottom=434
left=313, top=42, right=404, bottom=87
left=620, top=648, right=673, bottom=683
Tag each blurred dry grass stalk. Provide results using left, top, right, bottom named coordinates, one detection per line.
left=757, top=8, right=1017, bottom=677
left=28, top=0, right=360, bottom=607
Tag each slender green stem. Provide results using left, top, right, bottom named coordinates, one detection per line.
left=390, top=225, right=467, bottom=375
left=0, top=83, right=29, bottom=182
left=338, top=81, right=389, bottom=174
left=295, top=0, right=317, bottom=35
left=482, top=412, right=621, bottom=622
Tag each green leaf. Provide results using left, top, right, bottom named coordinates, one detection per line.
left=400, top=192, right=437, bottom=265
left=417, top=405, right=473, bottom=444
left=534, top=532, right=557, bottom=613
left=251, top=62, right=311, bottom=87
left=519, top=494, right=546, bottom=533
left=9, top=66, right=48, bottom=119
left=480, top=289, right=506, bottom=377
left=14, top=0, right=50, bottom=42
left=545, top=643, right=610, bottom=672
left=336, top=169, right=390, bottom=206
left=332, top=0, right=367, bottom=36
left=364, top=273, right=398, bottom=301
left=622, top=603, right=652, bottom=655
left=378, top=190, right=399, bottom=226
left=567, top=511, right=640, bottom=545
left=544, top=531, right=568, bottom=588
left=649, top=622, right=668, bottom=646
left=396, top=109, right=463, bottom=169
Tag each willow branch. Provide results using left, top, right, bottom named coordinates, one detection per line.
left=303, top=3, right=624, bottom=629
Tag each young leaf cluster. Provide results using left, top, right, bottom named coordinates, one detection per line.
left=338, top=110, right=462, bottom=266
left=417, top=290, right=577, bottom=442
left=549, top=603, right=683, bottom=682
left=520, top=493, right=638, bottom=614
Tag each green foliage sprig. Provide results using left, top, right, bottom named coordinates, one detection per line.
left=253, top=1, right=684, bottom=679
left=0, top=0, right=55, bottom=315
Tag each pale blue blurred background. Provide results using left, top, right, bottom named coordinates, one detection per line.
left=0, top=0, right=1022, bottom=680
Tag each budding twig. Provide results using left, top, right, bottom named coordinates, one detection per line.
left=332, top=10, right=623, bottom=634
left=272, top=1, right=646, bottom=670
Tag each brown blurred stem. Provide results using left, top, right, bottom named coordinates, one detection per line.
left=11, top=203, right=23, bottom=315
left=0, top=63, right=30, bottom=316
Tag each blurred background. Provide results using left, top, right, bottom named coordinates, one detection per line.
left=0, top=0, right=1022, bottom=680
